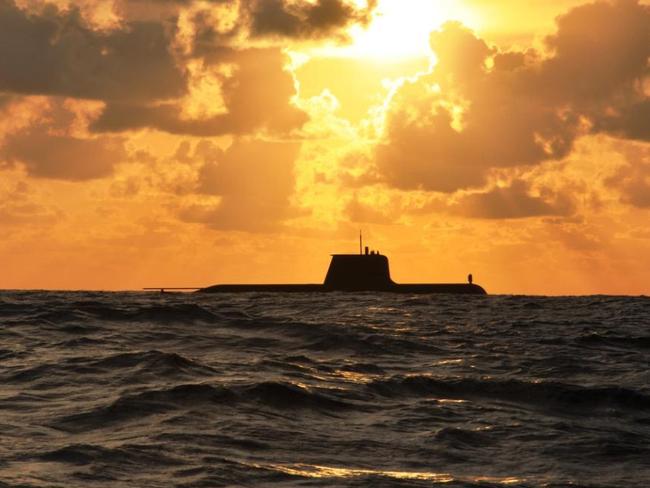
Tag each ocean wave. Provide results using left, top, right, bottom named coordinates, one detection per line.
left=366, top=375, right=650, bottom=412
left=154, top=432, right=270, bottom=452
left=91, top=350, right=217, bottom=377
left=2, top=350, right=217, bottom=387
left=6, top=301, right=224, bottom=326
left=54, top=336, right=107, bottom=348
left=52, top=380, right=360, bottom=432
left=432, top=427, right=496, bottom=449
left=53, top=383, right=236, bottom=432
left=0, top=348, right=18, bottom=360
left=239, top=381, right=356, bottom=411
left=95, top=303, right=220, bottom=324
left=227, top=318, right=445, bottom=356
left=576, top=333, right=650, bottom=350
left=37, top=443, right=184, bottom=467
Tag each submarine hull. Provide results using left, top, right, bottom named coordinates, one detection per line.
left=197, top=253, right=487, bottom=294
left=199, top=284, right=323, bottom=293
left=198, top=283, right=487, bottom=294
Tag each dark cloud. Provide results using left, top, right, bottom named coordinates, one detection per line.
left=539, top=0, right=650, bottom=105
left=127, top=0, right=375, bottom=52
left=374, top=1, right=650, bottom=194
left=0, top=0, right=363, bottom=138
left=451, top=180, right=575, bottom=219
left=0, top=0, right=186, bottom=102
left=244, top=0, right=376, bottom=40
left=595, top=101, right=650, bottom=142
left=178, top=139, right=301, bottom=232
left=91, top=48, right=307, bottom=136
left=110, top=0, right=194, bottom=23
left=118, top=0, right=377, bottom=36
left=1, top=130, right=126, bottom=180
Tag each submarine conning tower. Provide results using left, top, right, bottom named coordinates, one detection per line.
left=323, top=247, right=395, bottom=291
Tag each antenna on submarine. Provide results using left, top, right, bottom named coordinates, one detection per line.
left=359, top=230, right=363, bottom=255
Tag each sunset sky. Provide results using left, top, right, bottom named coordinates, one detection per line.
left=0, top=0, right=648, bottom=294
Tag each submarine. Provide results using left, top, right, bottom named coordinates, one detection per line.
left=197, top=245, right=487, bottom=295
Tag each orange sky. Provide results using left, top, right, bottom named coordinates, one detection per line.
left=0, top=0, right=648, bottom=295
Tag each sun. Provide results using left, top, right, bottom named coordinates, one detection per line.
left=314, top=0, right=481, bottom=60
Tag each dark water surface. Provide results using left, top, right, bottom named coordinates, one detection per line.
left=1, top=292, right=649, bottom=487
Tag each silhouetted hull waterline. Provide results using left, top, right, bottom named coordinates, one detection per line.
left=198, top=283, right=487, bottom=294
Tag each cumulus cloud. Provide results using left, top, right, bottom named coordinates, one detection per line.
left=374, top=0, right=649, bottom=194
left=0, top=0, right=374, bottom=140
left=539, top=0, right=649, bottom=105
left=178, top=139, right=301, bottom=232
left=91, top=48, right=307, bottom=136
left=0, top=1, right=337, bottom=139
left=451, top=180, right=575, bottom=219
left=0, top=0, right=186, bottom=102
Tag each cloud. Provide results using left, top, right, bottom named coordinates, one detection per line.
left=606, top=145, right=650, bottom=208
left=245, top=0, right=376, bottom=40
left=374, top=0, right=649, bottom=194
left=91, top=48, right=307, bottom=136
left=595, top=101, right=650, bottom=142
left=178, top=139, right=301, bottom=232
left=0, top=1, right=367, bottom=138
left=120, top=0, right=375, bottom=51
left=451, top=180, right=575, bottom=219
left=345, top=195, right=395, bottom=224
left=0, top=180, right=61, bottom=225
left=0, top=0, right=186, bottom=102
left=0, top=94, right=13, bottom=109
left=1, top=130, right=126, bottom=180
left=539, top=0, right=650, bottom=105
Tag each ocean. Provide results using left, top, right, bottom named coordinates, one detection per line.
left=0, top=291, right=649, bottom=487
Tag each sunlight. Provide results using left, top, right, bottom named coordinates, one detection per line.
left=258, top=463, right=525, bottom=485
left=315, top=0, right=481, bottom=60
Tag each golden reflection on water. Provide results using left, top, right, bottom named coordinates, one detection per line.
left=259, top=463, right=524, bottom=485
left=263, top=464, right=454, bottom=481
left=433, top=359, right=464, bottom=366
left=337, top=371, right=376, bottom=383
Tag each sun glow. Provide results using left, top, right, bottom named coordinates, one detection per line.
left=315, top=0, right=481, bottom=60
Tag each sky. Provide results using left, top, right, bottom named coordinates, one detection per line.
left=0, top=0, right=648, bottom=295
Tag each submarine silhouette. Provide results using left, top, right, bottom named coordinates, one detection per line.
left=197, top=246, right=486, bottom=294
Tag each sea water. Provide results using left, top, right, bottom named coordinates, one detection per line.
left=0, top=291, right=649, bottom=487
